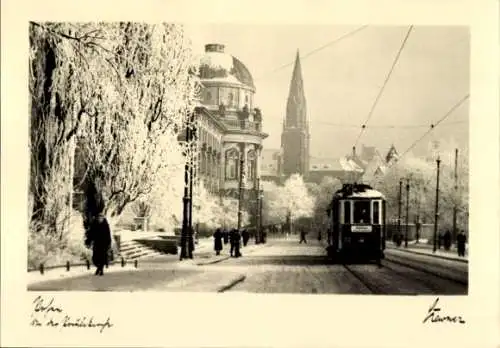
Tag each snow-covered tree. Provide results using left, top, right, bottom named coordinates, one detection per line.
left=309, top=176, right=342, bottom=231
left=261, top=181, right=288, bottom=225
left=29, top=22, right=199, bottom=264
left=373, top=140, right=469, bottom=235
left=283, top=174, right=315, bottom=221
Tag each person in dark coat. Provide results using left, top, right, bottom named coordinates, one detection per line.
left=457, top=230, right=467, bottom=257
left=223, top=229, right=229, bottom=244
left=85, top=213, right=112, bottom=276
left=242, top=229, right=249, bottom=247
left=234, top=229, right=242, bottom=257
left=443, top=230, right=452, bottom=251
left=299, top=229, right=307, bottom=244
left=213, top=228, right=223, bottom=256
left=229, top=229, right=236, bottom=257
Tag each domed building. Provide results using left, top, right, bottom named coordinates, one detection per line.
left=185, top=43, right=268, bottom=229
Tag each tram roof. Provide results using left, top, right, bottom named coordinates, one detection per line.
left=332, top=183, right=385, bottom=200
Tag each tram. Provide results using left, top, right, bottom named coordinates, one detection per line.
left=326, top=183, right=386, bottom=264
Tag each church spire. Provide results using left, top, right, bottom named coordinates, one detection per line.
left=281, top=49, right=310, bottom=179
left=285, top=50, right=307, bottom=128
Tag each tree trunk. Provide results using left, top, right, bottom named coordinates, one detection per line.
left=30, top=36, right=56, bottom=233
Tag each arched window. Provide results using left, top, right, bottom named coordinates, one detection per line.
left=225, top=148, right=239, bottom=180
left=227, top=92, right=234, bottom=107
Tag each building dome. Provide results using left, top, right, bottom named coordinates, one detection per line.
left=199, top=44, right=255, bottom=91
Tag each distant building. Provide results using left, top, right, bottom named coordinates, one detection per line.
left=260, top=148, right=283, bottom=184
left=307, top=156, right=363, bottom=184
left=280, top=50, right=310, bottom=179
left=188, top=43, right=268, bottom=199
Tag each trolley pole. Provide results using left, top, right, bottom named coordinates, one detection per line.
left=397, top=179, right=402, bottom=246
left=452, top=148, right=458, bottom=246
left=405, top=178, right=410, bottom=248
left=433, top=157, right=441, bottom=253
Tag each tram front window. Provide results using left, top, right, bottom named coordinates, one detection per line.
left=353, top=201, right=371, bottom=224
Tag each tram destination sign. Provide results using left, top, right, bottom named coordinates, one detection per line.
left=351, top=225, right=373, bottom=233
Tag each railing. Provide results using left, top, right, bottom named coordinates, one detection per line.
left=220, top=118, right=262, bottom=132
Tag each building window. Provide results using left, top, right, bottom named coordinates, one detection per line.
left=225, top=148, right=239, bottom=180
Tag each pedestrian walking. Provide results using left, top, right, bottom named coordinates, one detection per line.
left=213, top=228, right=223, bottom=256
left=443, top=230, right=452, bottom=251
left=457, top=230, right=467, bottom=257
left=299, top=229, right=307, bottom=244
left=438, top=232, right=443, bottom=249
left=229, top=229, right=241, bottom=257
left=229, top=229, right=236, bottom=257
left=235, top=230, right=242, bottom=257
left=85, top=213, right=112, bottom=276
left=242, top=229, right=249, bottom=246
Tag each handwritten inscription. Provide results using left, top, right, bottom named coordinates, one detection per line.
left=423, top=298, right=466, bottom=324
left=30, top=296, right=113, bottom=333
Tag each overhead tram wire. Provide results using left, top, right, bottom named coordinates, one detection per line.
left=310, top=120, right=467, bottom=129
left=353, top=25, right=414, bottom=149
left=389, top=93, right=470, bottom=168
left=254, top=25, right=369, bottom=81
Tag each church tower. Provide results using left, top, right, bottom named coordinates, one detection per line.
left=281, top=50, right=310, bottom=179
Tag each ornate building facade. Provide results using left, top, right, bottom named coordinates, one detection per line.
left=281, top=51, right=310, bottom=179
left=183, top=43, right=268, bottom=221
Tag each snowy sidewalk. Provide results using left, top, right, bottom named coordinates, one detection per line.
left=27, top=239, right=267, bottom=287
left=386, top=241, right=468, bottom=263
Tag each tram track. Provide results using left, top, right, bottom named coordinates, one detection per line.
left=383, top=255, right=468, bottom=286
left=342, top=264, right=386, bottom=294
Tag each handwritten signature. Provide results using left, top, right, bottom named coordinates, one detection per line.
left=423, top=297, right=466, bottom=324
left=30, top=295, right=113, bottom=333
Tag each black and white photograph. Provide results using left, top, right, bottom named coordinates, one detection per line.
left=26, top=22, right=470, bottom=295
left=1, top=1, right=499, bottom=347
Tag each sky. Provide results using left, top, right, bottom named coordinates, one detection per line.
left=184, top=25, right=469, bottom=159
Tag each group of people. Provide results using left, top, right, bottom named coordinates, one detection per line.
left=393, top=229, right=467, bottom=257
left=213, top=228, right=250, bottom=257
left=439, top=229, right=467, bottom=257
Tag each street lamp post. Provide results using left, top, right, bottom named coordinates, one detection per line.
left=237, top=143, right=245, bottom=232
left=180, top=115, right=193, bottom=260
left=433, top=156, right=441, bottom=253
left=405, top=178, right=410, bottom=248
left=259, top=188, right=264, bottom=243
left=255, top=177, right=261, bottom=244
left=187, top=125, right=196, bottom=258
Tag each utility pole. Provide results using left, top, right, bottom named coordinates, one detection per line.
left=397, top=179, right=402, bottom=246
left=433, top=156, right=441, bottom=253
left=415, top=182, right=420, bottom=244
left=180, top=117, right=192, bottom=260
left=405, top=178, right=410, bottom=248
left=452, top=148, right=458, bottom=246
